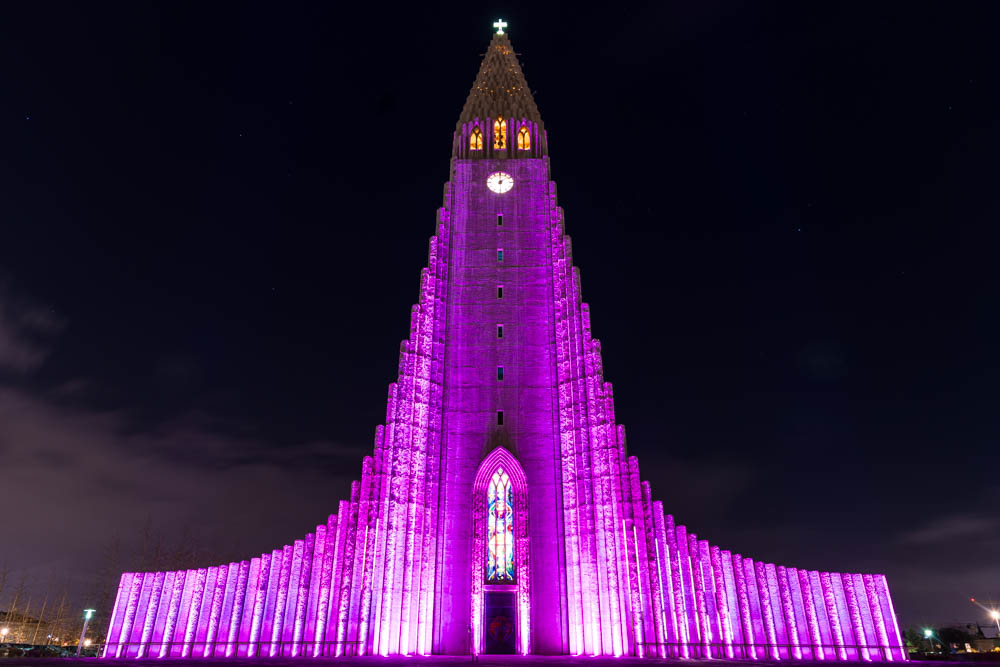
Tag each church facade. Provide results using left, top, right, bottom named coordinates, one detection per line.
left=103, top=28, right=905, bottom=660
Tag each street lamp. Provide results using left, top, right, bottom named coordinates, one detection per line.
left=923, top=628, right=935, bottom=652
left=76, top=609, right=96, bottom=657
left=0, top=627, right=8, bottom=643
left=990, top=610, right=1000, bottom=634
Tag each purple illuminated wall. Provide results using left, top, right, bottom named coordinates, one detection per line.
left=103, top=31, right=905, bottom=660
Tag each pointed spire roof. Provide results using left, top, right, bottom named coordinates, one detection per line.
left=458, top=33, right=542, bottom=128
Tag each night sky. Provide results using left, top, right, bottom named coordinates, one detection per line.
left=2, top=2, right=998, bottom=633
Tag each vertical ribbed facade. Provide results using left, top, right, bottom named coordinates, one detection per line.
left=103, top=30, right=904, bottom=660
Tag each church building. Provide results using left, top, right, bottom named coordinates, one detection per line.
left=103, top=25, right=905, bottom=660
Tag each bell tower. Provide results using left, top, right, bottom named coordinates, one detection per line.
left=436, top=22, right=564, bottom=655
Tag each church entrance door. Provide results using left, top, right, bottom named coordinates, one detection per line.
left=483, top=590, right=517, bottom=654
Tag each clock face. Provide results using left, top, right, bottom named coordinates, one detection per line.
left=486, top=171, right=514, bottom=194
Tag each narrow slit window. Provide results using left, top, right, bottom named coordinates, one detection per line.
left=497, top=366, right=504, bottom=381
left=497, top=249, right=503, bottom=262
left=497, top=324, right=504, bottom=338
left=497, top=214, right=503, bottom=227
left=497, top=286, right=503, bottom=299
left=497, top=410, right=504, bottom=426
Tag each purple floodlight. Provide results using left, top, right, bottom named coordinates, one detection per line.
left=101, top=27, right=905, bottom=661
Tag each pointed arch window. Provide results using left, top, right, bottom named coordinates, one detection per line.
left=470, top=126, right=483, bottom=151
left=493, top=116, right=507, bottom=149
left=486, top=467, right=515, bottom=583
left=517, top=126, right=530, bottom=151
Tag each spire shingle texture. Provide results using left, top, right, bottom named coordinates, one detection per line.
left=458, top=33, right=541, bottom=127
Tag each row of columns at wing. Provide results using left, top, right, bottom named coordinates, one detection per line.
left=103, top=511, right=355, bottom=659
left=549, top=185, right=650, bottom=657
left=103, top=211, right=453, bottom=660
left=545, top=183, right=905, bottom=660
left=648, top=514, right=906, bottom=661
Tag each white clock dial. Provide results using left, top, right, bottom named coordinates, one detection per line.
left=486, top=171, right=514, bottom=194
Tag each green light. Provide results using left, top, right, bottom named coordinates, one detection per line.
left=83, top=609, right=96, bottom=620
left=923, top=628, right=933, bottom=638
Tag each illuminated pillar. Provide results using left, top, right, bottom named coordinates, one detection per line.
left=194, top=567, right=217, bottom=655
left=754, top=561, right=779, bottom=660
left=224, top=561, right=249, bottom=658
left=181, top=568, right=208, bottom=658
left=698, top=540, right=720, bottom=658
left=711, top=546, right=735, bottom=658
left=291, top=533, right=315, bottom=656
left=552, top=226, right=583, bottom=656
left=335, top=487, right=361, bottom=655
left=743, top=559, right=766, bottom=660
left=797, top=568, right=824, bottom=661
left=204, top=564, right=228, bottom=657
left=841, top=573, right=869, bottom=661
left=138, top=571, right=166, bottom=658
left=358, top=437, right=383, bottom=655
left=313, top=514, right=338, bottom=658
left=689, top=534, right=709, bottom=657
left=732, top=554, right=755, bottom=660
left=160, top=570, right=188, bottom=658
left=832, top=573, right=857, bottom=660
left=667, top=516, right=691, bottom=657
left=302, top=528, right=325, bottom=656
left=115, top=572, right=143, bottom=658
left=349, top=459, right=375, bottom=653
left=675, top=525, right=699, bottom=653
left=863, top=573, right=892, bottom=661
left=819, top=572, right=847, bottom=660
left=764, top=563, right=788, bottom=659
left=777, top=566, right=802, bottom=659
left=604, top=388, right=626, bottom=656
left=809, top=570, right=834, bottom=660
left=877, top=575, right=905, bottom=661
left=652, top=502, right=675, bottom=657
left=247, top=554, right=271, bottom=657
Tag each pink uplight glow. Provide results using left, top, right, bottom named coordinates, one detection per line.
left=101, top=30, right=905, bottom=662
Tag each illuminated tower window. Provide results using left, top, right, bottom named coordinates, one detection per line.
left=497, top=366, right=504, bottom=381
left=470, top=126, right=483, bottom=151
left=486, top=467, right=515, bottom=583
left=497, top=248, right=503, bottom=262
left=517, top=126, right=530, bottom=150
left=497, top=324, right=503, bottom=338
left=493, top=116, right=507, bottom=149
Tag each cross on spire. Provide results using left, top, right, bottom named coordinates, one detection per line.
left=493, top=19, right=507, bottom=35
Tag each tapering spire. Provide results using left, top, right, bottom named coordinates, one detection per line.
left=457, top=31, right=541, bottom=128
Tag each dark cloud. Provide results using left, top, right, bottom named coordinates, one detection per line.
left=0, top=287, right=357, bottom=604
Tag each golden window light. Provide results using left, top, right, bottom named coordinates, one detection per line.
left=469, top=126, right=483, bottom=151
left=493, top=116, right=507, bottom=149
left=517, top=126, right=530, bottom=150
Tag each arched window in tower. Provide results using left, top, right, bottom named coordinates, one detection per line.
left=493, top=116, right=507, bottom=149
left=486, top=467, right=515, bottom=583
left=517, top=126, right=530, bottom=151
left=470, top=126, right=483, bottom=151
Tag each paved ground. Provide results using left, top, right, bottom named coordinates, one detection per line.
left=0, top=656, right=979, bottom=667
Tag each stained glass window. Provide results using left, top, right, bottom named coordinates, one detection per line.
left=486, top=467, right=515, bottom=583
left=517, top=126, right=530, bottom=150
